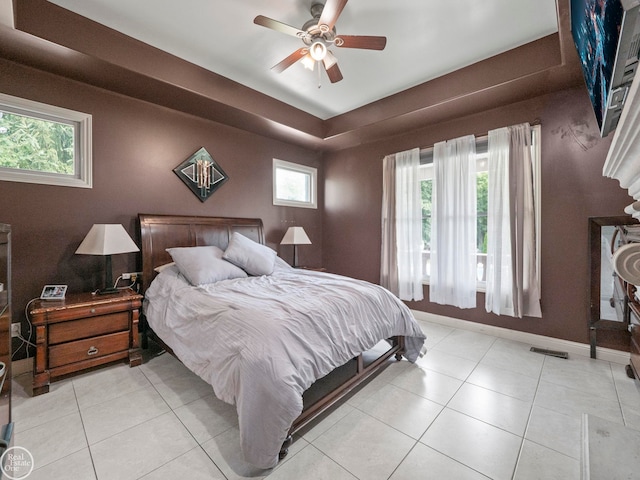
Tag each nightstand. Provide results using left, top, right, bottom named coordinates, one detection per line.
left=29, top=289, right=143, bottom=396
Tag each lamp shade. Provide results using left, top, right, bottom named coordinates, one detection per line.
left=280, top=226, right=311, bottom=245
left=75, top=224, right=139, bottom=255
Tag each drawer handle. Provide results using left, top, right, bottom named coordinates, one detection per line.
left=90, top=308, right=96, bottom=314
left=87, top=346, right=99, bottom=356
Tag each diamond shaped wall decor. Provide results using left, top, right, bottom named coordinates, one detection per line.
left=173, top=147, right=229, bottom=202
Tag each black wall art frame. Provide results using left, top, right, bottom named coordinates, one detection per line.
left=173, top=147, right=229, bottom=202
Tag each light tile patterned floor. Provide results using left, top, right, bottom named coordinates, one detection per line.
left=10, top=319, right=640, bottom=480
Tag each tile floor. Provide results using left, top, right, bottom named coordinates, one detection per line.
left=9, top=319, right=640, bottom=480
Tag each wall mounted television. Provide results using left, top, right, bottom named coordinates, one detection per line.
left=571, top=0, right=640, bottom=136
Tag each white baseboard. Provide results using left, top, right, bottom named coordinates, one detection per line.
left=11, top=357, right=32, bottom=377
left=411, top=310, right=631, bottom=366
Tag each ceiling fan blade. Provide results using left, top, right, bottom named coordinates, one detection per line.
left=254, top=15, right=306, bottom=39
left=334, top=35, right=387, bottom=50
left=319, top=0, right=348, bottom=32
left=271, top=48, right=308, bottom=73
left=323, top=59, right=343, bottom=83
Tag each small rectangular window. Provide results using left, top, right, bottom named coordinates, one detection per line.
left=0, top=93, right=92, bottom=188
left=273, top=159, right=317, bottom=209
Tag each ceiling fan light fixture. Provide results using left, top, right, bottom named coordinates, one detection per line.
left=309, top=40, right=327, bottom=61
left=301, top=54, right=315, bottom=71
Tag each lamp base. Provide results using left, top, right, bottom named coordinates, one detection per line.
left=99, top=254, right=118, bottom=295
left=97, top=287, right=119, bottom=295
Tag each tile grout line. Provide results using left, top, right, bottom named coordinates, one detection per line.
left=385, top=328, right=499, bottom=479
left=137, top=352, right=236, bottom=480
left=75, top=360, right=196, bottom=479
left=71, top=379, right=100, bottom=480
left=509, top=348, right=548, bottom=480
left=610, top=361, right=630, bottom=428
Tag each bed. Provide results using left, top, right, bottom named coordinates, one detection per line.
left=138, top=214, right=426, bottom=469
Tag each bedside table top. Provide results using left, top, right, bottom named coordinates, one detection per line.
left=30, top=289, right=142, bottom=315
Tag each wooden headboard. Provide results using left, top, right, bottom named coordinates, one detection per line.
left=138, top=214, right=265, bottom=293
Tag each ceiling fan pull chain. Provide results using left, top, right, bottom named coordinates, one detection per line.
left=318, top=62, right=322, bottom=89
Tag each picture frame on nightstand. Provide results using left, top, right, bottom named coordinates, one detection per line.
left=40, top=285, right=67, bottom=300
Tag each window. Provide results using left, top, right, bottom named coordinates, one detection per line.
left=0, top=93, right=92, bottom=188
left=420, top=126, right=541, bottom=288
left=273, top=159, right=317, bottom=209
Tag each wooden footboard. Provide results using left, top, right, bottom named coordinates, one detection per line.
left=291, top=336, right=404, bottom=432
left=278, top=336, right=405, bottom=459
left=142, top=320, right=405, bottom=461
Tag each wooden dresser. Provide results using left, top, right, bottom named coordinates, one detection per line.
left=29, top=289, right=142, bottom=396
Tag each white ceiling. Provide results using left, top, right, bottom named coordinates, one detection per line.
left=46, top=0, right=559, bottom=120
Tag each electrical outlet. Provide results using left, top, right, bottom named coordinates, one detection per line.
left=10, top=323, right=20, bottom=338
left=122, top=272, right=142, bottom=282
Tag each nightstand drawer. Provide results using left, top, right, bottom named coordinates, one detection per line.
left=49, top=312, right=129, bottom=344
left=42, top=301, right=132, bottom=322
left=48, top=331, right=130, bottom=368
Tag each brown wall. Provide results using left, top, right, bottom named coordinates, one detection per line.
left=0, top=58, right=323, bottom=358
left=0, top=22, right=635, bottom=358
left=322, top=86, right=633, bottom=350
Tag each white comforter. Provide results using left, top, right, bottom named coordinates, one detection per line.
left=143, top=262, right=426, bottom=469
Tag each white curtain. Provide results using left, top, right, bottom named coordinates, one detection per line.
left=380, top=148, right=423, bottom=301
left=380, top=155, right=398, bottom=295
left=430, top=135, right=477, bottom=308
left=485, top=124, right=541, bottom=317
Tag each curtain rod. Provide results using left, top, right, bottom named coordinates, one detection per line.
left=419, top=120, right=541, bottom=155
left=418, top=121, right=541, bottom=161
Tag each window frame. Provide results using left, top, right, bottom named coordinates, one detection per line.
left=0, top=92, right=92, bottom=189
left=419, top=125, right=541, bottom=291
left=272, top=159, right=317, bottom=209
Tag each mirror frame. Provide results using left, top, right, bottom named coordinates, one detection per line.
left=589, top=215, right=639, bottom=358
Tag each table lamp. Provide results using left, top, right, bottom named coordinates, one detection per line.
left=75, top=224, right=139, bottom=294
left=280, top=226, right=311, bottom=268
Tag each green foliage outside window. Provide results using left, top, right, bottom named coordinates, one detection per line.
left=0, top=111, right=75, bottom=175
left=477, top=172, right=488, bottom=254
left=421, top=179, right=433, bottom=250
left=421, top=171, right=489, bottom=254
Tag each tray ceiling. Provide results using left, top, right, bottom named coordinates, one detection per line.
left=46, top=0, right=559, bottom=120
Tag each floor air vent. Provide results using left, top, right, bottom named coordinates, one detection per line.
left=530, top=347, right=569, bottom=359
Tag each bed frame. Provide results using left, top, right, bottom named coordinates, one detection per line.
left=138, top=213, right=406, bottom=459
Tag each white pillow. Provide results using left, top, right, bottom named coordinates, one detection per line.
left=154, top=262, right=176, bottom=273
left=166, top=246, right=247, bottom=285
left=223, top=232, right=276, bottom=276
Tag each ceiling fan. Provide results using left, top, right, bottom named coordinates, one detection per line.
left=253, top=0, right=387, bottom=84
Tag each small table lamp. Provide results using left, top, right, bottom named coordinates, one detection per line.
left=280, top=226, right=311, bottom=268
left=75, top=224, right=139, bottom=294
